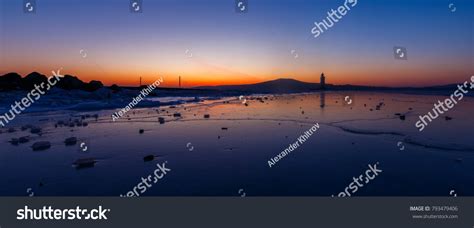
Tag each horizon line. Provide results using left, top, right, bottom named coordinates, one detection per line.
left=0, top=71, right=469, bottom=89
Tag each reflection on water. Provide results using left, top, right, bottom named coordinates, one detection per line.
left=0, top=92, right=473, bottom=196
left=320, top=92, right=325, bottom=108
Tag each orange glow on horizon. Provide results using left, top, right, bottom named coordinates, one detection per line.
left=1, top=63, right=470, bottom=88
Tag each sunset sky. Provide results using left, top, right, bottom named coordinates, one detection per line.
left=0, top=0, right=472, bottom=87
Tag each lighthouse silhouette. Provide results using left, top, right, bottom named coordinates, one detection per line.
left=320, top=72, right=326, bottom=90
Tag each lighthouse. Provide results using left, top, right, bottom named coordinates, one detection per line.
left=320, top=73, right=326, bottom=90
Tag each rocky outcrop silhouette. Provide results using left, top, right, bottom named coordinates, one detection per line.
left=0, top=72, right=22, bottom=90
left=84, top=80, right=104, bottom=92
left=0, top=72, right=104, bottom=92
left=56, top=75, right=86, bottom=90
left=22, top=72, right=48, bottom=89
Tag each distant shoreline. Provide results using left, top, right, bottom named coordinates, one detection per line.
left=1, top=72, right=470, bottom=95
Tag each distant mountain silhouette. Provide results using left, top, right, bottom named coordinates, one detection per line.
left=0, top=72, right=103, bottom=92
left=194, top=78, right=373, bottom=93
left=194, top=78, right=463, bottom=94
left=195, top=78, right=324, bottom=93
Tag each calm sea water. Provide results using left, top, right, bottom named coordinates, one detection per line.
left=1, top=92, right=473, bottom=196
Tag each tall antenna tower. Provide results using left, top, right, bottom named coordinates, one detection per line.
left=179, top=76, right=181, bottom=88
left=139, top=76, right=142, bottom=87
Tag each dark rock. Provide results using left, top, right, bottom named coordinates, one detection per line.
left=0, top=72, right=22, bottom=90
left=139, top=129, right=144, bottom=134
left=30, top=127, right=41, bottom=134
left=73, top=158, right=96, bottom=169
left=9, top=138, right=19, bottom=145
left=173, top=112, right=181, bottom=117
left=64, top=137, right=77, bottom=146
left=204, top=114, right=210, bottom=118
left=143, top=155, right=154, bottom=162
left=110, top=84, right=121, bottom=92
left=399, top=115, right=406, bottom=120
left=57, top=75, right=84, bottom=90
left=32, top=141, right=51, bottom=151
left=22, top=72, right=48, bottom=89
left=158, top=117, right=165, bottom=124
left=8, top=127, right=15, bottom=133
left=19, top=136, right=30, bottom=143
left=83, top=80, right=103, bottom=92
left=53, top=74, right=75, bottom=89
left=445, top=116, right=453, bottom=121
